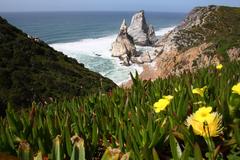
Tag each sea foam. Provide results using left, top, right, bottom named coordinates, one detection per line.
left=155, top=26, right=176, bottom=36
left=50, top=26, right=175, bottom=85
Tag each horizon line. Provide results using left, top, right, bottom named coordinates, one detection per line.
left=1, top=4, right=238, bottom=14
left=0, top=10, right=188, bottom=14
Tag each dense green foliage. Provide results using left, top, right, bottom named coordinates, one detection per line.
left=0, top=17, right=116, bottom=115
left=204, top=6, right=240, bottom=60
left=0, top=60, right=240, bottom=159
left=0, top=6, right=240, bottom=159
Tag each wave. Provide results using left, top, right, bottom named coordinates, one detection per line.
left=50, top=26, right=175, bottom=85
left=155, top=26, right=176, bottom=36
left=50, top=34, right=117, bottom=59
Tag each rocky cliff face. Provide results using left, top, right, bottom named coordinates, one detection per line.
left=136, top=5, right=240, bottom=82
left=156, top=5, right=240, bottom=53
left=156, top=5, right=217, bottom=52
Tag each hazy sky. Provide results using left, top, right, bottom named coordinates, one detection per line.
left=0, top=0, right=239, bottom=12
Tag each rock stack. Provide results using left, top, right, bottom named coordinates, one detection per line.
left=111, top=10, right=158, bottom=66
left=111, top=19, right=137, bottom=66
left=128, top=10, right=157, bottom=46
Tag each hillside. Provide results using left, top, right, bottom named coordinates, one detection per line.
left=139, top=5, right=240, bottom=81
left=0, top=17, right=116, bottom=115
left=0, top=6, right=240, bottom=160
left=1, top=59, right=240, bottom=159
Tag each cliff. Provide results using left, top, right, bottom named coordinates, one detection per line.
left=0, top=17, right=116, bottom=115
left=138, top=5, right=240, bottom=81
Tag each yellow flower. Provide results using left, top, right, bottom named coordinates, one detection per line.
left=192, top=86, right=207, bottom=97
left=154, top=95, right=173, bottom=113
left=194, top=106, right=213, bottom=122
left=154, top=99, right=169, bottom=113
left=232, top=83, right=240, bottom=95
left=216, top=64, right=223, bottom=70
left=186, top=106, right=223, bottom=137
left=162, top=95, right=174, bottom=101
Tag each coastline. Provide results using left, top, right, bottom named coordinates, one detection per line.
left=51, top=26, right=177, bottom=85
left=1, top=11, right=184, bottom=85
left=1, top=5, right=240, bottom=159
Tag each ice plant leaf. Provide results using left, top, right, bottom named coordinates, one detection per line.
left=169, top=134, right=182, bottom=160
left=18, top=141, right=32, bottom=160
left=194, top=143, right=203, bottom=160
left=101, top=147, right=120, bottom=160
left=70, top=136, right=85, bottom=160
left=152, top=148, right=160, bottom=160
left=52, top=135, right=63, bottom=160
left=34, top=151, right=43, bottom=160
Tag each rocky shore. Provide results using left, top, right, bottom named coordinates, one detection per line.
left=114, top=6, right=240, bottom=86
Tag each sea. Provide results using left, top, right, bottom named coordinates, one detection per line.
left=0, top=11, right=186, bottom=85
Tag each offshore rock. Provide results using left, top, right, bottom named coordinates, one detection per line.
left=127, top=10, right=157, bottom=46
left=148, top=25, right=157, bottom=44
left=111, top=19, right=137, bottom=65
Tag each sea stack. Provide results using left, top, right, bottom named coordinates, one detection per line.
left=111, top=19, right=137, bottom=65
left=127, top=10, right=157, bottom=46
left=111, top=11, right=159, bottom=66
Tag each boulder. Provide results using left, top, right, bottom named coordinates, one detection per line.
left=140, top=52, right=152, bottom=63
left=120, top=54, right=131, bottom=66
left=111, top=42, right=128, bottom=57
left=148, top=25, right=157, bottom=44
left=127, top=10, right=157, bottom=46
left=228, top=48, right=240, bottom=61
left=131, top=56, right=144, bottom=64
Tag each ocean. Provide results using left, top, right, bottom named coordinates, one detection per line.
left=0, top=11, right=186, bottom=84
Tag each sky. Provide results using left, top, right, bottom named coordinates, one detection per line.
left=0, top=0, right=239, bottom=12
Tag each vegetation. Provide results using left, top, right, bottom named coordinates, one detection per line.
left=204, top=6, right=240, bottom=60
left=178, top=6, right=240, bottom=60
left=0, top=5, right=240, bottom=160
left=0, top=17, right=116, bottom=116
left=0, top=60, right=240, bottom=159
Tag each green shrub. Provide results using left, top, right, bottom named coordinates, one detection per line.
left=0, top=61, right=240, bottom=159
